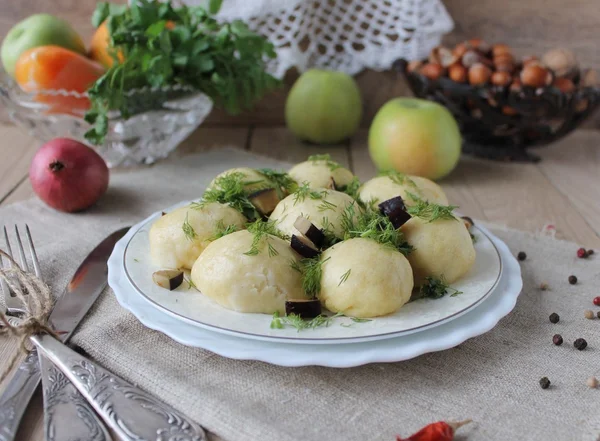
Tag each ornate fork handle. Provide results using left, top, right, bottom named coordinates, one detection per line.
left=31, top=334, right=207, bottom=441
left=0, top=350, right=40, bottom=441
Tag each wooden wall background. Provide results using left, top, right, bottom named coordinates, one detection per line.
left=1, top=0, right=599, bottom=128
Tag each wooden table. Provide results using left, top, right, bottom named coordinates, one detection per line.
left=1, top=122, right=599, bottom=440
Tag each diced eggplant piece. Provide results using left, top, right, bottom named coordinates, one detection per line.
left=285, top=299, right=322, bottom=318
left=461, top=216, right=475, bottom=230
left=378, top=196, right=411, bottom=229
left=291, top=234, right=321, bottom=258
left=248, top=188, right=279, bottom=216
left=293, top=215, right=325, bottom=248
left=152, top=270, right=184, bottom=291
left=325, top=176, right=337, bottom=190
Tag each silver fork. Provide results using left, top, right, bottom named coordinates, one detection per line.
left=0, top=225, right=111, bottom=441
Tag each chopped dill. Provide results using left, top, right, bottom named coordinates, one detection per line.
left=257, top=168, right=298, bottom=198
left=211, top=220, right=239, bottom=241
left=185, top=277, right=197, bottom=290
left=307, top=153, right=342, bottom=171
left=201, top=172, right=263, bottom=220
left=339, top=176, right=362, bottom=200
left=292, top=256, right=330, bottom=298
left=293, top=182, right=326, bottom=205
left=338, top=269, right=351, bottom=286
left=270, top=311, right=344, bottom=331
left=418, top=276, right=463, bottom=299
left=182, top=213, right=197, bottom=241
left=133, top=258, right=140, bottom=263
left=244, top=220, right=287, bottom=257
left=320, top=217, right=342, bottom=249
left=351, top=317, right=372, bottom=323
left=470, top=232, right=478, bottom=243
left=379, top=170, right=418, bottom=188
left=340, top=204, right=413, bottom=255
left=405, top=192, right=458, bottom=223
left=317, top=200, right=337, bottom=212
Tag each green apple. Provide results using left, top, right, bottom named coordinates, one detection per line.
left=1, top=14, right=86, bottom=77
left=285, top=69, right=362, bottom=144
left=369, top=98, right=461, bottom=180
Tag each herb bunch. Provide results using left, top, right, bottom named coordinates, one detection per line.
left=291, top=256, right=330, bottom=299
left=405, top=193, right=458, bottom=223
left=293, top=183, right=327, bottom=205
left=340, top=204, right=413, bottom=255
left=379, top=170, right=418, bottom=189
left=257, top=168, right=297, bottom=198
left=198, top=172, right=264, bottom=220
left=244, top=220, right=288, bottom=257
left=417, top=276, right=463, bottom=299
left=85, top=0, right=279, bottom=143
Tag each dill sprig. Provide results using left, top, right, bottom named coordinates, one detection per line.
left=257, top=168, right=298, bottom=197
left=293, top=183, right=326, bottom=205
left=290, top=256, right=330, bottom=298
left=270, top=311, right=344, bottom=331
left=211, top=220, right=239, bottom=241
left=340, top=204, right=413, bottom=255
left=201, top=172, right=263, bottom=220
left=307, top=154, right=342, bottom=171
left=317, top=200, right=337, bottom=212
left=379, top=170, right=418, bottom=189
left=338, top=269, right=351, bottom=286
left=320, top=217, right=342, bottom=249
left=418, top=276, right=463, bottom=299
left=339, top=176, right=362, bottom=200
left=405, top=192, right=458, bottom=223
left=182, top=213, right=197, bottom=241
left=244, top=220, right=287, bottom=257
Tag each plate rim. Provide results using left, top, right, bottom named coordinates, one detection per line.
left=119, top=207, right=504, bottom=344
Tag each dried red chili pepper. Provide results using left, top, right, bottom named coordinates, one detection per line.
left=396, top=420, right=472, bottom=441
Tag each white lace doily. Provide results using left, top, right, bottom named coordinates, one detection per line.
left=184, top=0, right=455, bottom=77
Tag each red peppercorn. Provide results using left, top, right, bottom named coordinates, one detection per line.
left=396, top=420, right=472, bottom=441
left=593, top=296, right=600, bottom=306
left=577, top=248, right=587, bottom=258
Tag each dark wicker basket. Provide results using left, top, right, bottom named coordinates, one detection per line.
left=394, top=59, right=600, bottom=162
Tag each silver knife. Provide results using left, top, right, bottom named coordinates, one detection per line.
left=0, top=227, right=129, bottom=441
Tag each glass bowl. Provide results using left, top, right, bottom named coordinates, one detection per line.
left=0, top=68, right=213, bottom=167
left=394, top=59, right=600, bottom=162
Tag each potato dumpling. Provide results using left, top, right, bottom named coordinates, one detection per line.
left=149, top=203, right=246, bottom=270
left=401, top=216, right=475, bottom=286
left=191, top=230, right=304, bottom=314
left=358, top=175, right=448, bottom=208
left=288, top=159, right=354, bottom=190
left=269, top=189, right=360, bottom=239
left=319, top=238, right=414, bottom=318
left=207, top=167, right=272, bottom=193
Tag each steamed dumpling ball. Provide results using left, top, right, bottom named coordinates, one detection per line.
left=401, top=216, right=475, bottom=286
left=149, top=203, right=246, bottom=269
left=358, top=174, right=448, bottom=208
left=289, top=157, right=354, bottom=190
left=208, top=167, right=273, bottom=193
left=191, top=230, right=304, bottom=314
left=319, top=238, right=414, bottom=318
left=269, top=189, right=360, bottom=239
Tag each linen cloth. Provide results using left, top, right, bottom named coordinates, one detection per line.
left=1, top=148, right=599, bottom=441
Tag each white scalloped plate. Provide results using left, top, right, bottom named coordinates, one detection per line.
left=109, top=222, right=522, bottom=367
left=110, top=207, right=508, bottom=345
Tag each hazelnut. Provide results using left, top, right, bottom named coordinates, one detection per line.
left=420, top=63, right=444, bottom=80
left=467, top=38, right=491, bottom=53
left=542, top=48, right=578, bottom=78
left=522, top=55, right=539, bottom=66
left=492, top=43, right=512, bottom=58
left=521, top=64, right=552, bottom=88
left=493, top=53, right=515, bottom=66
left=448, top=64, right=468, bottom=83
left=429, top=46, right=458, bottom=68
left=491, top=71, right=512, bottom=86
left=502, top=106, right=518, bottom=116
left=582, top=69, right=599, bottom=87
left=407, top=60, right=423, bottom=73
left=552, top=77, right=575, bottom=93
left=453, top=42, right=469, bottom=58
left=468, top=63, right=492, bottom=85
left=462, top=50, right=483, bottom=68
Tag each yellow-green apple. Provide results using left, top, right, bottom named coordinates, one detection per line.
left=285, top=69, right=362, bottom=144
left=369, top=98, right=461, bottom=180
left=1, top=14, right=86, bottom=77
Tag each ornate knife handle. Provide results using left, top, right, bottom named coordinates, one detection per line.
left=0, top=350, right=41, bottom=441
left=31, top=334, right=207, bottom=441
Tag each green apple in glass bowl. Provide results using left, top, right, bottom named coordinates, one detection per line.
left=285, top=69, right=362, bottom=144
left=369, top=98, right=462, bottom=180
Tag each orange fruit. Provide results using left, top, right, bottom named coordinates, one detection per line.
left=89, top=21, right=124, bottom=68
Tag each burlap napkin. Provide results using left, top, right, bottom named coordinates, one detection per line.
left=1, top=148, right=599, bottom=441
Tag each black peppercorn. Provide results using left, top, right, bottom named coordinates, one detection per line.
left=549, top=313, right=560, bottom=324
left=597, top=311, right=600, bottom=319
left=568, top=275, right=577, bottom=285
left=552, top=334, right=563, bottom=345
left=517, top=251, right=527, bottom=261
left=574, top=338, right=588, bottom=350
left=539, top=377, right=551, bottom=389
left=588, top=249, right=595, bottom=256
